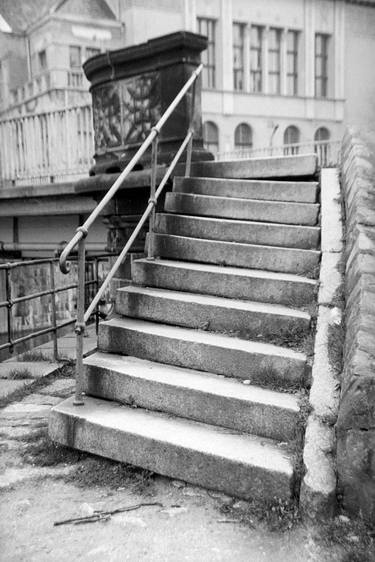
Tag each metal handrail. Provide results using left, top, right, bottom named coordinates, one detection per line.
left=58, top=63, right=203, bottom=405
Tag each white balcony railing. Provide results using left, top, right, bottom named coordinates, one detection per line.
left=217, top=140, right=342, bottom=168
left=7, top=68, right=88, bottom=109
left=0, top=104, right=94, bottom=185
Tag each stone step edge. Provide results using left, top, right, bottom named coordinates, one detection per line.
left=83, top=352, right=300, bottom=441
left=49, top=395, right=295, bottom=501
left=132, top=258, right=318, bottom=286
left=117, top=285, right=311, bottom=320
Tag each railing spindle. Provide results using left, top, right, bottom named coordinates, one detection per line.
left=49, top=260, right=59, bottom=361
left=74, top=236, right=86, bottom=405
left=148, top=135, right=159, bottom=260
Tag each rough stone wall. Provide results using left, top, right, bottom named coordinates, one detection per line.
left=337, top=128, right=375, bottom=522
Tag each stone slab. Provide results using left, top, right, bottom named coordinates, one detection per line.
left=165, top=192, right=320, bottom=226
left=132, top=258, right=317, bottom=306
left=98, top=317, right=307, bottom=389
left=0, top=380, right=34, bottom=400
left=173, top=176, right=319, bottom=203
left=49, top=395, right=295, bottom=501
left=151, top=233, right=321, bottom=276
left=84, top=352, right=300, bottom=441
left=320, top=168, right=344, bottom=253
left=187, top=154, right=318, bottom=179
left=116, top=285, right=310, bottom=337
left=0, top=362, right=60, bottom=380
left=309, top=306, right=341, bottom=424
left=300, top=415, right=337, bottom=519
left=39, top=379, right=76, bottom=397
left=318, top=252, right=343, bottom=306
left=155, top=213, right=320, bottom=249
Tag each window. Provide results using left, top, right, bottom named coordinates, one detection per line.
left=197, top=18, right=216, bottom=89
left=85, top=47, right=101, bottom=61
left=235, top=123, right=252, bottom=152
left=233, top=23, right=245, bottom=91
left=250, top=25, right=263, bottom=92
left=314, top=127, right=330, bottom=142
left=38, top=50, right=47, bottom=71
left=203, top=121, right=219, bottom=155
left=69, top=45, right=82, bottom=69
left=268, top=28, right=282, bottom=94
left=315, top=34, right=329, bottom=98
left=284, top=126, right=300, bottom=154
left=286, top=31, right=299, bottom=95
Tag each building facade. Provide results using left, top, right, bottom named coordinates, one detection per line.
left=0, top=0, right=123, bottom=117
left=106, top=0, right=349, bottom=156
left=1, top=0, right=374, bottom=154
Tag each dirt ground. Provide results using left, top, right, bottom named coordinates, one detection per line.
left=0, top=369, right=374, bottom=562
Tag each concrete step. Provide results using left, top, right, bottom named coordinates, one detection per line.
left=150, top=233, right=320, bottom=276
left=173, top=176, right=319, bottom=203
left=185, top=154, right=317, bottom=179
left=83, top=352, right=300, bottom=441
left=49, top=395, right=295, bottom=501
left=116, top=286, right=311, bottom=338
left=155, top=213, right=320, bottom=249
left=132, top=259, right=317, bottom=307
left=165, top=192, right=319, bottom=226
left=99, top=317, right=308, bottom=389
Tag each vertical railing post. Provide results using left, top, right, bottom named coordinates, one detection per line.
left=49, top=260, right=59, bottom=362
left=74, top=234, right=86, bottom=406
left=5, top=266, right=13, bottom=355
left=94, top=257, right=100, bottom=335
left=148, top=135, right=159, bottom=260
left=185, top=79, right=196, bottom=178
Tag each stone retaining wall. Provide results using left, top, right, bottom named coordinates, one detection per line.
left=337, top=128, right=375, bottom=522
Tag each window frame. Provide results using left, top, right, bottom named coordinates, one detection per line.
left=268, top=27, right=282, bottom=95
left=197, top=17, right=217, bottom=89
left=69, top=45, right=82, bottom=69
left=38, top=50, right=47, bottom=72
left=203, top=120, right=219, bottom=155
left=250, top=25, right=263, bottom=93
left=315, top=33, right=329, bottom=98
left=233, top=22, right=246, bottom=91
left=286, top=30, right=299, bottom=96
left=234, top=123, right=253, bottom=151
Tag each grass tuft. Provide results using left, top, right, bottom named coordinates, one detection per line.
left=7, top=367, right=32, bottom=380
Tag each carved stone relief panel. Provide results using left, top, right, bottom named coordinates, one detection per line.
left=92, top=72, right=161, bottom=153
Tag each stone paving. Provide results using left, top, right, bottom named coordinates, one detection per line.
left=0, top=326, right=96, bottom=402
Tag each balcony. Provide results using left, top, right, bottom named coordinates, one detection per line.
left=7, top=68, right=90, bottom=111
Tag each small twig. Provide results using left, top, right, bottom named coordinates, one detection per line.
left=54, top=502, right=163, bottom=526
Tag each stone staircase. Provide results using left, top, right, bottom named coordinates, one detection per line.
left=49, top=154, right=320, bottom=503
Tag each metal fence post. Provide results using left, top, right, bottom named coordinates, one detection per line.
left=5, top=267, right=13, bottom=354
left=74, top=235, right=86, bottom=406
left=148, top=135, right=159, bottom=260
left=185, top=80, right=196, bottom=178
left=49, top=260, right=59, bottom=361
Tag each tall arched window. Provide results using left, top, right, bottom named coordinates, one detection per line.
left=314, top=127, right=330, bottom=142
left=283, top=125, right=300, bottom=154
left=314, top=127, right=331, bottom=166
left=234, top=123, right=253, bottom=153
left=203, top=121, right=219, bottom=155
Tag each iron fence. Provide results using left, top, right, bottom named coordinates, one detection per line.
left=0, top=254, right=115, bottom=360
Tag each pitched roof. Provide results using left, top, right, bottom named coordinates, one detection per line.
left=0, top=0, right=115, bottom=33
left=0, top=0, right=58, bottom=32
left=58, top=0, right=115, bottom=20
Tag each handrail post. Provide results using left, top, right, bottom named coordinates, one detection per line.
left=148, top=134, right=159, bottom=260
left=5, top=267, right=13, bottom=354
left=185, top=79, right=196, bottom=178
left=74, top=235, right=86, bottom=406
left=49, top=260, right=59, bottom=361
